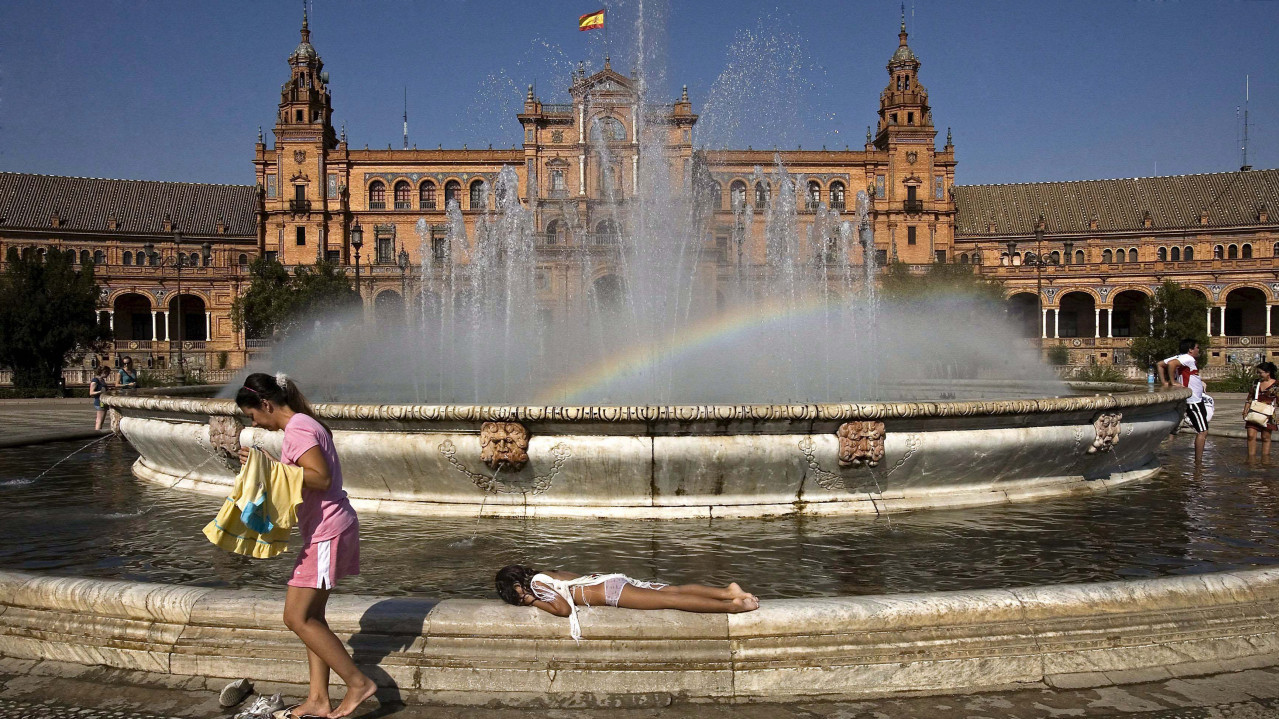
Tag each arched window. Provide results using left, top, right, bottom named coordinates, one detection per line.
left=1103, top=249, right=1113, bottom=263
left=188, top=252, right=200, bottom=267
left=595, top=219, right=619, bottom=244
left=368, top=180, right=386, bottom=210
left=730, top=180, right=747, bottom=209
left=239, top=253, right=249, bottom=266
left=1050, top=251, right=1061, bottom=263
left=1185, top=246, right=1194, bottom=260
left=393, top=180, right=411, bottom=210
left=1214, top=244, right=1224, bottom=259
left=1157, top=247, right=1167, bottom=261
left=122, top=251, right=133, bottom=266
left=1074, top=249, right=1084, bottom=264
left=600, top=165, right=620, bottom=195
left=1128, top=248, right=1138, bottom=262
left=444, top=180, right=461, bottom=207
left=147, top=251, right=157, bottom=266
left=590, top=117, right=626, bottom=142
left=1242, top=243, right=1252, bottom=259
left=469, top=180, right=486, bottom=210
left=1170, top=246, right=1180, bottom=261
left=545, top=219, right=562, bottom=244
left=755, top=182, right=770, bottom=210
left=806, top=180, right=821, bottom=210
left=93, top=250, right=105, bottom=265
left=829, top=181, right=846, bottom=211
left=419, top=181, right=437, bottom=210
left=959, top=253, right=969, bottom=264
left=79, top=250, right=90, bottom=265
left=1228, top=244, right=1238, bottom=259
left=1274, top=241, right=1279, bottom=257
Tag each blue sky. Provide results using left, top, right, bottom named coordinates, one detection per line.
left=0, top=1, right=1274, bottom=186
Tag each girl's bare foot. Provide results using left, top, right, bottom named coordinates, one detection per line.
left=292, top=698, right=331, bottom=718
left=328, top=676, right=377, bottom=719
left=726, top=582, right=752, bottom=599
left=730, top=596, right=760, bottom=612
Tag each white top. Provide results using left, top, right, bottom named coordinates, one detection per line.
left=529, top=572, right=627, bottom=642
left=1164, top=353, right=1204, bottom=403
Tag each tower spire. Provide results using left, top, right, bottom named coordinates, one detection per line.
left=301, top=0, right=310, bottom=42
left=403, top=87, right=409, bottom=150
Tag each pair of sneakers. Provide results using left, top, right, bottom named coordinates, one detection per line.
left=234, top=692, right=287, bottom=719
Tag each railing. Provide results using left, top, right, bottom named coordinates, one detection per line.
left=369, top=201, right=386, bottom=210
left=541, top=104, right=574, bottom=114
left=114, top=340, right=153, bottom=350
left=0, top=368, right=97, bottom=386
left=394, top=201, right=411, bottom=210
left=419, top=200, right=437, bottom=210
left=289, top=199, right=312, bottom=214
left=1223, top=336, right=1269, bottom=347
left=245, top=338, right=272, bottom=348
left=548, top=189, right=570, bottom=199
left=830, top=201, right=846, bottom=212
left=903, top=199, right=925, bottom=214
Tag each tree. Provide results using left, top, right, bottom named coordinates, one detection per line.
left=1129, top=280, right=1209, bottom=369
left=231, top=257, right=360, bottom=342
left=0, top=247, right=108, bottom=389
left=878, top=261, right=1005, bottom=304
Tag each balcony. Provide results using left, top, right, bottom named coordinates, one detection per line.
left=394, top=201, right=412, bottom=210
left=369, top=201, right=386, bottom=210
left=114, top=339, right=152, bottom=350
left=903, top=199, right=924, bottom=214
left=420, top=200, right=438, bottom=210
left=289, top=199, right=312, bottom=214
left=542, top=104, right=574, bottom=114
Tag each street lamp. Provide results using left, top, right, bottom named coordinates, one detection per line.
left=397, top=248, right=410, bottom=319
left=1006, top=215, right=1059, bottom=342
left=350, top=220, right=364, bottom=298
left=144, top=231, right=211, bottom=384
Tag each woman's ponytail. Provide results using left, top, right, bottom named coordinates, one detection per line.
left=237, top=372, right=331, bottom=434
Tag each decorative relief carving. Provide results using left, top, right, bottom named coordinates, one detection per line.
left=208, top=415, right=245, bottom=469
left=837, top=421, right=886, bottom=467
left=882, top=433, right=923, bottom=478
left=551, top=130, right=564, bottom=143
left=1089, top=412, right=1122, bottom=454
left=439, top=439, right=569, bottom=495
left=797, top=437, right=846, bottom=491
left=107, top=409, right=123, bottom=438
left=294, top=150, right=307, bottom=163
left=480, top=421, right=530, bottom=471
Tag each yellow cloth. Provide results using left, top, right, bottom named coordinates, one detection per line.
left=202, top=448, right=304, bottom=559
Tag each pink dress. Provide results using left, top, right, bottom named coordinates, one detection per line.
left=280, top=412, right=359, bottom=589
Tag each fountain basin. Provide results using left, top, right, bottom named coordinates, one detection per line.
left=105, top=384, right=1190, bottom=519
left=0, top=567, right=1275, bottom=705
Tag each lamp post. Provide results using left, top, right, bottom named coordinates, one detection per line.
left=350, top=220, right=364, bottom=304
left=397, top=248, right=410, bottom=320
left=1006, top=215, right=1058, bottom=342
left=145, top=231, right=211, bottom=384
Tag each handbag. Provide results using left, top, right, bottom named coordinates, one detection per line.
left=1245, top=383, right=1276, bottom=427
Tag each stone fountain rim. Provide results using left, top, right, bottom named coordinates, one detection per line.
left=103, top=383, right=1189, bottom=423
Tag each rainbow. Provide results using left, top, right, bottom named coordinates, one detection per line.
left=535, top=295, right=850, bottom=405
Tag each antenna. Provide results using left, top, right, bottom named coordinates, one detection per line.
left=1240, top=75, right=1251, bottom=171
left=403, top=87, right=409, bottom=151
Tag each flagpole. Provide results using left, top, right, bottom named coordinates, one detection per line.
left=604, top=8, right=609, bottom=66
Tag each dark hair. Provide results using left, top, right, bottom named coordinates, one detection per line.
left=1178, top=338, right=1199, bottom=355
left=495, top=564, right=539, bottom=606
left=1257, top=362, right=1278, bottom=380
left=236, top=372, right=328, bottom=431
left=95, top=366, right=112, bottom=378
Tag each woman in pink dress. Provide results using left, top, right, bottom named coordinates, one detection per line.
left=236, top=372, right=376, bottom=719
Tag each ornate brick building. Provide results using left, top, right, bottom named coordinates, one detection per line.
left=2, top=14, right=1275, bottom=381
left=254, top=15, right=955, bottom=327
left=954, top=171, right=1279, bottom=367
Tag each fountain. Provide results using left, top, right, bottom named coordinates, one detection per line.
left=3, top=6, right=1274, bottom=710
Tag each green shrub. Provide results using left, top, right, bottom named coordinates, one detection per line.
left=1073, top=364, right=1127, bottom=383
left=1206, top=362, right=1256, bottom=393
left=1046, top=346, right=1070, bottom=366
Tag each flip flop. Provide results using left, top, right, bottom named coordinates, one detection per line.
left=272, top=706, right=327, bottom=719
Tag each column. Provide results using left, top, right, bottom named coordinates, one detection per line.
left=151, top=311, right=158, bottom=341
left=1107, top=309, right=1113, bottom=338
left=205, top=312, right=212, bottom=340
left=108, top=311, right=115, bottom=334
left=1206, top=308, right=1212, bottom=335
left=1218, top=306, right=1226, bottom=337
left=1053, top=310, right=1060, bottom=339
left=1041, top=308, right=1047, bottom=339
left=578, top=155, right=586, bottom=195
left=1267, top=304, right=1272, bottom=337
left=1094, top=308, right=1100, bottom=338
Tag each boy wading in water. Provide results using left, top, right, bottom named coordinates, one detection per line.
left=236, top=373, right=376, bottom=719
left=1156, top=338, right=1209, bottom=464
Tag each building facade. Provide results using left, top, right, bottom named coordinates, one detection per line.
left=1, top=14, right=1275, bottom=381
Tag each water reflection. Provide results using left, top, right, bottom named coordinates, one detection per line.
left=0, top=434, right=1275, bottom=599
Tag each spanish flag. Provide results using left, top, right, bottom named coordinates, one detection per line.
left=579, top=9, right=605, bottom=31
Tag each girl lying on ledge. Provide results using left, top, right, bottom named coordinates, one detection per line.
left=495, top=565, right=759, bottom=641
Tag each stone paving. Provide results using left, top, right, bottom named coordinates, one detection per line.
left=2, top=660, right=1279, bottom=719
